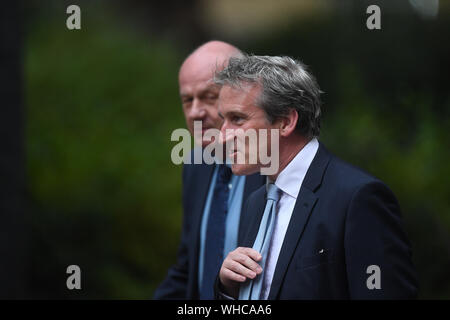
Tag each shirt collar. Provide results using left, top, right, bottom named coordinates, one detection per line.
left=272, top=138, right=319, bottom=199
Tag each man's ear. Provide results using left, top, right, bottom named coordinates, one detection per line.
left=278, top=109, right=298, bottom=138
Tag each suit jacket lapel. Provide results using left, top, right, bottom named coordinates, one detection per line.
left=238, top=174, right=266, bottom=244
left=267, top=188, right=317, bottom=299
left=268, top=143, right=331, bottom=299
left=240, top=186, right=266, bottom=248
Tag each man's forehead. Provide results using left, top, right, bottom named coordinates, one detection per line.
left=179, top=64, right=214, bottom=85
left=179, top=63, right=217, bottom=94
left=179, top=50, right=225, bottom=79
left=179, top=78, right=219, bottom=96
left=219, top=83, right=261, bottom=106
left=179, top=46, right=236, bottom=86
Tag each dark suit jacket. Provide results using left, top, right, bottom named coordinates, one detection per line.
left=217, top=142, right=418, bottom=299
left=154, top=160, right=265, bottom=299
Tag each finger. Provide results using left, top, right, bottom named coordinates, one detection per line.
left=234, top=253, right=263, bottom=274
left=221, top=267, right=246, bottom=283
left=238, top=247, right=262, bottom=262
left=225, top=259, right=258, bottom=279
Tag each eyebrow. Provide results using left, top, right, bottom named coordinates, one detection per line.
left=180, top=84, right=220, bottom=97
left=219, top=110, right=248, bottom=120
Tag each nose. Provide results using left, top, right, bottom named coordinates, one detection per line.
left=189, top=98, right=206, bottom=120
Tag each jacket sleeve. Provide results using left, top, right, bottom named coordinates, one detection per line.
left=344, top=181, right=419, bottom=299
left=153, top=164, right=192, bottom=299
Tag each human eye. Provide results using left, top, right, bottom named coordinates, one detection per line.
left=231, top=115, right=245, bottom=125
left=203, top=93, right=218, bottom=104
left=181, top=96, right=193, bottom=105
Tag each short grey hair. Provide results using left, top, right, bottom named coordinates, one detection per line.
left=214, top=54, right=322, bottom=138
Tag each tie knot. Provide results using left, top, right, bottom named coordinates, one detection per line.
left=266, top=183, right=281, bottom=202
left=218, top=164, right=233, bottom=183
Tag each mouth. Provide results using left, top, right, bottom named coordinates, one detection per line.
left=228, top=150, right=239, bottom=160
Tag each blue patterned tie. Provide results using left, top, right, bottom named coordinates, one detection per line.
left=200, top=164, right=232, bottom=299
left=239, top=183, right=281, bottom=300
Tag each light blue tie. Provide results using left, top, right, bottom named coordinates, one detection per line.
left=239, top=183, right=281, bottom=300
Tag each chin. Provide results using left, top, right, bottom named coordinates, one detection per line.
left=231, top=163, right=259, bottom=176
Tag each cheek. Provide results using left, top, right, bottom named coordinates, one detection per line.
left=210, top=108, right=221, bottom=119
left=214, top=115, right=224, bottom=126
left=185, top=117, right=193, bottom=129
left=203, top=105, right=218, bottom=118
left=183, top=109, right=195, bottom=124
left=185, top=120, right=195, bottom=138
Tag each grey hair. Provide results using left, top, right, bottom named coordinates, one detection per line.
left=214, top=54, right=322, bottom=138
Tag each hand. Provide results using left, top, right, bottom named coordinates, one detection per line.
left=219, top=247, right=263, bottom=298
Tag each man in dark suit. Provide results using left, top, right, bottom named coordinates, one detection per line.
left=214, top=54, right=418, bottom=299
left=153, top=42, right=264, bottom=299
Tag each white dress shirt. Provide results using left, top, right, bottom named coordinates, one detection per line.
left=260, top=138, right=319, bottom=299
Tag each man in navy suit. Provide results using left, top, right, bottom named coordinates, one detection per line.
left=214, top=54, right=418, bottom=299
left=153, top=42, right=264, bottom=299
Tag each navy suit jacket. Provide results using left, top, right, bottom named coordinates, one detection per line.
left=154, top=160, right=265, bottom=299
left=218, top=142, right=418, bottom=299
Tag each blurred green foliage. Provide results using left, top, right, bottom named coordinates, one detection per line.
left=25, top=2, right=450, bottom=298
left=26, top=8, right=185, bottom=298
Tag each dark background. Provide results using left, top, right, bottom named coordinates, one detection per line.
left=1, top=0, right=449, bottom=299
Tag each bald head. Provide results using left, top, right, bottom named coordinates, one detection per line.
left=179, top=41, right=241, bottom=85
left=179, top=41, right=241, bottom=147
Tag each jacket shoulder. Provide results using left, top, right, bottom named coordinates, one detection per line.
left=324, top=153, right=386, bottom=192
